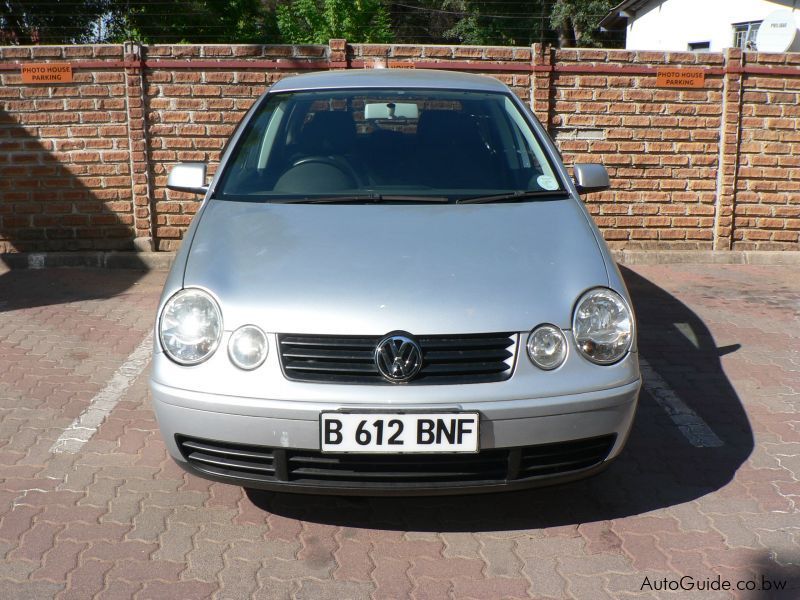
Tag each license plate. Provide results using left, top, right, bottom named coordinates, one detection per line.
left=320, top=412, right=480, bottom=453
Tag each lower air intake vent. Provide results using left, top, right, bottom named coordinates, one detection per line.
left=177, top=434, right=616, bottom=490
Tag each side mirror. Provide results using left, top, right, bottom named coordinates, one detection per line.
left=167, top=163, right=208, bottom=195
left=573, top=163, right=610, bottom=194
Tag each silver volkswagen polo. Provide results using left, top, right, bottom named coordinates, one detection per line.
left=150, top=69, right=641, bottom=495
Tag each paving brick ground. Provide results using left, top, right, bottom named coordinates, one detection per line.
left=0, top=262, right=798, bottom=599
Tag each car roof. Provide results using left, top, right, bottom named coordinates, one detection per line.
left=269, top=69, right=511, bottom=93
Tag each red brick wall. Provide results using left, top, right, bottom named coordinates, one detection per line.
left=142, top=44, right=329, bottom=250
left=0, top=45, right=133, bottom=252
left=549, top=48, right=724, bottom=250
left=735, top=54, right=800, bottom=250
left=350, top=44, right=533, bottom=103
left=1, top=41, right=798, bottom=253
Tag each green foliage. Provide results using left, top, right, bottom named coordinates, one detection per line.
left=0, top=0, right=622, bottom=47
left=0, top=0, right=111, bottom=44
left=550, top=0, right=621, bottom=47
left=388, top=0, right=464, bottom=44
left=443, top=0, right=622, bottom=48
left=444, top=1, right=548, bottom=47
left=276, top=0, right=392, bottom=44
left=104, top=0, right=276, bottom=44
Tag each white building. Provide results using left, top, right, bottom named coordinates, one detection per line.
left=600, top=0, right=800, bottom=51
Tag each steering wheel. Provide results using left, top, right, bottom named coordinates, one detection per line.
left=291, top=155, right=362, bottom=187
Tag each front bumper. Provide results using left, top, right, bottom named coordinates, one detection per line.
left=150, top=378, right=640, bottom=495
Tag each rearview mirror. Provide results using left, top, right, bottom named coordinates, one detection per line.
left=364, top=102, right=419, bottom=120
left=573, top=163, right=610, bottom=194
left=167, top=163, right=208, bottom=195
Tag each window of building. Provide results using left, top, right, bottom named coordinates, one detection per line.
left=688, top=41, right=711, bottom=51
left=733, top=21, right=761, bottom=50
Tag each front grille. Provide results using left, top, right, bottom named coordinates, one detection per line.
left=278, top=333, right=517, bottom=384
left=176, top=434, right=616, bottom=489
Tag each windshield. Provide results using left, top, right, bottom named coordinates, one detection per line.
left=215, top=88, right=565, bottom=203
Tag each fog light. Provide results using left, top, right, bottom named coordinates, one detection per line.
left=228, top=325, right=268, bottom=370
left=527, top=324, right=567, bottom=370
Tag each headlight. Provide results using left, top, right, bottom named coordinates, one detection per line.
left=573, top=288, right=632, bottom=365
left=527, top=324, right=567, bottom=370
left=228, top=325, right=268, bottom=370
left=159, top=288, right=222, bottom=365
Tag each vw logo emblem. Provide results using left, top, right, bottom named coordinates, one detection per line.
left=375, top=334, right=423, bottom=383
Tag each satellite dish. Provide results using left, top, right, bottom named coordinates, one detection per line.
left=755, top=10, right=800, bottom=52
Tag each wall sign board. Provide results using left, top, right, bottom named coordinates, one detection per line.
left=656, top=67, right=705, bottom=88
left=21, top=63, right=73, bottom=84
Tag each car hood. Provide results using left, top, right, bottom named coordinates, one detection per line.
left=183, top=198, right=609, bottom=334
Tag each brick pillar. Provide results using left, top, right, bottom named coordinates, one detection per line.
left=531, top=43, right=554, bottom=130
left=329, top=39, right=348, bottom=69
left=123, top=41, right=154, bottom=252
left=713, top=48, right=744, bottom=250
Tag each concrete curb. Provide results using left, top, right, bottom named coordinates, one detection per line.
left=611, top=250, right=800, bottom=266
left=2, top=250, right=799, bottom=271
left=0, top=251, right=175, bottom=271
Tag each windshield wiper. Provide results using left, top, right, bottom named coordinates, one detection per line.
left=271, top=194, right=449, bottom=204
left=457, top=190, right=569, bottom=204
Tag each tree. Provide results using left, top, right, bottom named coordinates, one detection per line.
left=276, top=0, right=392, bottom=44
left=441, top=0, right=623, bottom=48
left=0, top=0, right=623, bottom=47
left=0, top=0, right=110, bottom=44
left=444, top=1, right=549, bottom=47
left=550, top=0, right=623, bottom=48
left=104, top=0, right=276, bottom=44
left=388, top=0, right=462, bottom=45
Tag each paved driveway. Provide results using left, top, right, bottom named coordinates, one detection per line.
left=0, top=263, right=797, bottom=599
